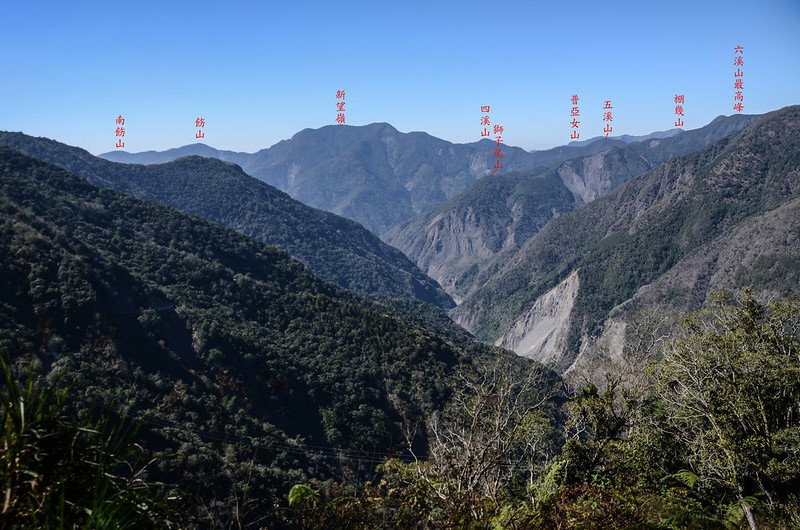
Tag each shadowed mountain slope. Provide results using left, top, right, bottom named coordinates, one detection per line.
left=0, top=132, right=453, bottom=308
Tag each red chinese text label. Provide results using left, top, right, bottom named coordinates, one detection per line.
left=336, top=89, right=346, bottom=124
left=570, top=94, right=580, bottom=140
left=674, top=94, right=685, bottom=127
left=196, top=117, right=205, bottom=139
left=733, top=46, right=744, bottom=113
left=603, top=100, right=613, bottom=138
left=115, top=114, right=125, bottom=149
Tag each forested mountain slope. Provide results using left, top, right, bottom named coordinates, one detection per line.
left=385, top=114, right=758, bottom=301
left=452, top=106, right=800, bottom=372
left=0, top=146, right=541, bottom=522
left=0, top=132, right=453, bottom=308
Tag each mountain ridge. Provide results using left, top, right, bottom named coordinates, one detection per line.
left=385, top=113, right=759, bottom=301
left=565, top=128, right=682, bottom=147
left=453, top=105, right=800, bottom=372
left=0, top=144, right=535, bottom=520
left=97, top=122, right=665, bottom=234
left=0, top=131, right=454, bottom=308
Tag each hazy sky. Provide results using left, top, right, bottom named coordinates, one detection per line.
left=2, top=0, right=799, bottom=154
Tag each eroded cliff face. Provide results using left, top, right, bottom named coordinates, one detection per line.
left=391, top=149, right=655, bottom=303
left=557, top=150, right=651, bottom=205
left=494, top=270, right=580, bottom=367
left=564, top=195, right=800, bottom=385
left=564, top=319, right=628, bottom=384
left=410, top=207, right=515, bottom=302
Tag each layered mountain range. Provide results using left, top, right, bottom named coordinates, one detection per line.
left=2, top=104, right=799, bottom=527
left=100, top=123, right=643, bottom=234
left=451, top=106, right=800, bottom=373
left=385, top=113, right=759, bottom=301
left=0, top=132, right=452, bottom=308
left=8, top=107, right=797, bottom=383
left=0, top=145, right=525, bottom=511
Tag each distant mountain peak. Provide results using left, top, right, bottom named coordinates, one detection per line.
left=566, top=128, right=682, bottom=147
left=96, top=112, right=766, bottom=235
left=293, top=121, right=400, bottom=138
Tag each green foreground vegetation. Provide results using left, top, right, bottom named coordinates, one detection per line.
left=2, top=292, right=798, bottom=528
left=286, top=293, right=800, bottom=529
left=1, top=120, right=798, bottom=527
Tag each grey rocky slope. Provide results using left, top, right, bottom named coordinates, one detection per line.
left=451, top=105, right=800, bottom=374
left=385, top=114, right=758, bottom=302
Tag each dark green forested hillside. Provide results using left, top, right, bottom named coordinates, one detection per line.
left=0, top=132, right=453, bottom=308
left=2, top=129, right=798, bottom=528
left=0, top=146, right=546, bottom=526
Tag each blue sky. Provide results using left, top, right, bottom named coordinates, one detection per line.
left=1, top=0, right=798, bottom=154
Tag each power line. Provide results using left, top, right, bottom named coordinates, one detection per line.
left=91, top=400, right=417, bottom=466
left=90, top=401, right=547, bottom=474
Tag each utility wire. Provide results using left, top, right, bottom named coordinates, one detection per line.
left=91, top=400, right=417, bottom=466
